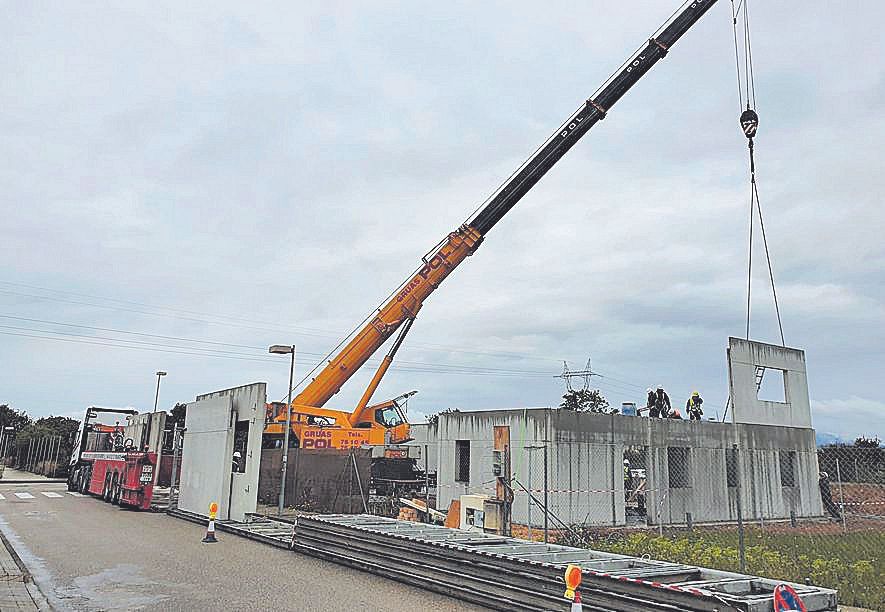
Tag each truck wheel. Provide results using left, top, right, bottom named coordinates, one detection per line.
left=102, top=474, right=110, bottom=501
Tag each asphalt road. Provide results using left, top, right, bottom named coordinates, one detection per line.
left=0, top=481, right=486, bottom=612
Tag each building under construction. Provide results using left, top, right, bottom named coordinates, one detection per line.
left=416, top=337, right=826, bottom=528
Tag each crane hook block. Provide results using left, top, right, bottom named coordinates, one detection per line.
left=740, top=108, right=759, bottom=139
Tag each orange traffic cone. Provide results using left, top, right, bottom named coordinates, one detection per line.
left=202, top=501, right=219, bottom=543
left=570, top=590, right=582, bottom=611
left=202, top=518, right=218, bottom=543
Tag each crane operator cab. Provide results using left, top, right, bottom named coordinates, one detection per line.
left=368, top=390, right=415, bottom=444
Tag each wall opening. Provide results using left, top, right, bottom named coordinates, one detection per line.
left=757, top=368, right=787, bottom=403
left=455, top=440, right=470, bottom=483
left=233, top=420, right=249, bottom=473
left=624, top=446, right=647, bottom=522
left=779, top=450, right=796, bottom=487
left=667, top=447, right=691, bottom=488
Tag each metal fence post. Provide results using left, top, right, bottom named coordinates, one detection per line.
left=835, top=458, right=847, bottom=533
left=52, top=436, right=61, bottom=477
left=169, top=423, right=181, bottom=510
left=424, top=443, right=430, bottom=522
left=733, top=443, right=746, bottom=573
left=527, top=448, right=533, bottom=541
left=610, top=413, right=617, bottom=526
left=543, top=444, right=549, bottom=544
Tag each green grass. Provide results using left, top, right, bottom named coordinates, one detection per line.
left=580, top=527, right=884, bottom=609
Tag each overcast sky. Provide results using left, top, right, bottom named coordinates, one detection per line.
left=2, top=1, right=882, bottom=441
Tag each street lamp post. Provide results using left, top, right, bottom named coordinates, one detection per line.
left=153, top=371, right=167, bottom=413
left=269, top=344, right=296, bottom=516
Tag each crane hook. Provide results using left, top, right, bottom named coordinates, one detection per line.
left=740, top=107, right=759, bottom=139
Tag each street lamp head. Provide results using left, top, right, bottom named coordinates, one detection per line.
left=268, top=345, right=294, bottom=355
left=156, top=371, right=167, bottom=377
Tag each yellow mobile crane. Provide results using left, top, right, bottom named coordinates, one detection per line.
left=266, top=0, right=720, bottom=450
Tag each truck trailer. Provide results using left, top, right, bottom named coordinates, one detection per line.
left=67, top=406, right=157, bottom=510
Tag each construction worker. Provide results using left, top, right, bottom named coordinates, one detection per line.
left=232, top=450, right=242, bottom=472
left=623, top=459, right=632, bottom=499
left=819, top=472, right=841, bottom=520
left=646, top=388, right=658, bottom=417
left=686, top=391, right=704, bottom=421
left=654, top=385, right=671, bottom=418
left=667, top=406, right=683, bottom=419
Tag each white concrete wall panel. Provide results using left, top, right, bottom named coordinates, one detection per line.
left=728, top=337, right=812, bottom=428
left=178, top=395, right=232, bottom=519
left=193, top=383, right=266, bottom=522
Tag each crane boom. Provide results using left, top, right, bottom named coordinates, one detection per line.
left=294, top=0, right=719, bottom=411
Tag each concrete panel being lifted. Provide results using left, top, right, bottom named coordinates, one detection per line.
left=727, top=337, right=812, bottom=428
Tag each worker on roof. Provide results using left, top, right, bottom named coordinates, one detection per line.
left=686, top=391, right=704, bottom=421
left=667, top=407, right=683, bottom=419
left=654, top=385, right=670, bottom=418
left=646, top=388, right=658, bottom=417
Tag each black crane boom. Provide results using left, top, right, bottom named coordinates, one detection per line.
left=470, top=0, right=719, bottom=236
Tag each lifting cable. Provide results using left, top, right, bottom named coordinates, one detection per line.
left=730, top=0, right=785, bottom=347
left=723, top=1, right=784, bottom=423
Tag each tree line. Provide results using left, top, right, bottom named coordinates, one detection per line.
left=0, top=404, right=81, bottom=475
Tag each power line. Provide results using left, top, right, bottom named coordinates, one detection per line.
left=0, top=325, right=553, bottom=378
left=0, top=281, right=652, bottom=389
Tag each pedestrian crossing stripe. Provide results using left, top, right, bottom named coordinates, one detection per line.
left=0, top=490, right=83, bottom=500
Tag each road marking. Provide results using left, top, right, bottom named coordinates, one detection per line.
left=0, top=493, right=5, bottom=500
left=41, top=492, right=63, bottom=498
left=67, top=492, right=85, bottom=497
left=14, top=492, right=35, bottom=499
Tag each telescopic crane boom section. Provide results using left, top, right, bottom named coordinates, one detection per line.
left=293, top=0, right=719, bottom=421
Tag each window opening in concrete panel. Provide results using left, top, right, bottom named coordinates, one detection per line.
left=757, top=368, right=787, bottom=403
left=232, top=420, right=249, bottom=473
left=667, top=447, right=691, bottom=488
left=624, top=446, right=647, bottom=522
left=779, top=450, right=796, bottom=487
left=455, top=440, right=470, bottom=483
left=725, top=448, right=740, bottom=488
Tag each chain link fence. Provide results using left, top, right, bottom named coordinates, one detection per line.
left=2, top=434, right=67, bottom=478
left=515, top=439, right=884, bottom=609
left=244, top=414, right=883, bottom=607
